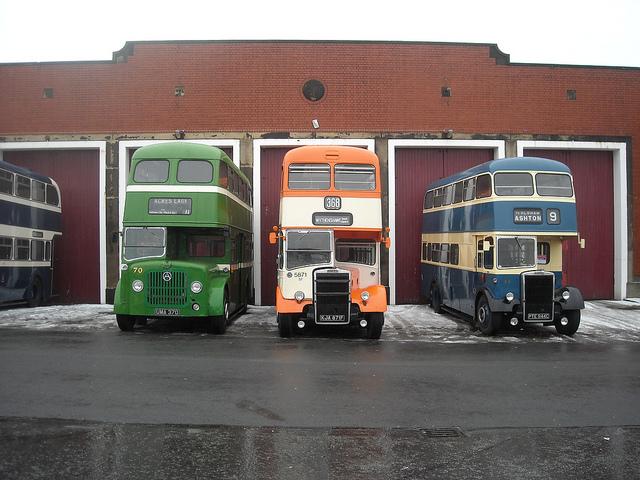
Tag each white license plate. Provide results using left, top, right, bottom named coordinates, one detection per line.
left=154, top=308, right=180, bottom=316
left=527, top=313, right=550, bottom=320
left=320, top=314, right=345, bottom=322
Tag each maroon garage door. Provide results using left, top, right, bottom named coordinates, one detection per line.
left=394, top=148, right=495, bottom=304
left=524, top=149, right=614, bottom=299
left=260, top=147, right=296, bottom=305
left=5, top=150, right=100, bottom=303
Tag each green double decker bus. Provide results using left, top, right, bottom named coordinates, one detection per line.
left=114, top=142, right=253, bottom=333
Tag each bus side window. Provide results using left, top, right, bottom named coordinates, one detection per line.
left=427, top=243, right=432, bottom=261
left=16, top=175, right=31, bottom=199
left=537, top=242, right=550, bottom=264
left=443, top=185, right=453, bottom=206
left=453, top=182, right=463, bottom=204
left=476, top=174, right=492, bottom=199
left=219, top=162, right=228, bottom=189
left=477, top=240, right=483, bottom=269
left=0, top=237, right=12, bottom=260
left=424, top=190, right=434, bottom=209
left=433, top=189, right=443, bottom=208
left=432, top=243, right=441, bottom=263
left=0, top=169, right=13, bottom=195
left=422, top=242, right=427, bottom=261
left=277, top=237, right=284, bottom=269
left=450, top=244, right=459, bottom=265
left=463, top=178, right=476, bottom=201
left=483, top=237, right=494, bottom=269
left=441, top=244, right=450, bottom=263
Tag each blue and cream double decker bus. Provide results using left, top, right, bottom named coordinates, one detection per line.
left=0, top=160, right=62, bottom=307
left=421, top=157, right=585, bottom=336
left=114, top=142, right=253, bottom=333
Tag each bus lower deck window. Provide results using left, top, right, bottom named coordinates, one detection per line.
left=336, top=241, right=376, bottom=265
left=187, top=235, right=225, bottom=257
left=0, top=237, right=12, bottom=260
left=15, top=239, right=29, bottom=260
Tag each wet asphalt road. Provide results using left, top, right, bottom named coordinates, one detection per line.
left=1, top=326, right=639, bottom=478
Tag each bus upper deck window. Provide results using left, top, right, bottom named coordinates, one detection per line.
left=433, top=188, right=444, bottom=208
left=443, top=185, right=453, bottom=206
left=0, top=170, right=13, bottom=195
left=335, top=164, right=376, bottom=191
left=463, top=178, right=476, bottom=201
left=177, top=160, right=213, bottom=183
left=424, top=190, right=434, bottom=209
left=494, top=172, right=534, bottom=196
left=288, top=164, right=330, bottom=190
left=32, top=181, right=46, bottom=202
left=16, top=175, right=31, bottom=199
left=453, top=182, right=463, bottom=204
left=536, top=173, right=573, bottom=197
left=134, top=160, right=169, bottom=183
left=475, top=174, right=492, bottom=199
left=46, top=184, right=59, bottom=206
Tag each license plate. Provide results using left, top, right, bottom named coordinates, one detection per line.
left=320, top=314, right=345, bottom=322
left=527, top=313, right=550, bottom=320
left=154, top=308, right=180, bottom=316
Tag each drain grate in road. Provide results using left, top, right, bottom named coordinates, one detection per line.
left=419, top=427, right=465, bottom=438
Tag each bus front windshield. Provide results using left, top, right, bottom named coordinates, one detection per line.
left=123, top=227, right=166, bottom=261
left=497, top=237, right=536, bottom=268
left=286, top=231, right=332, bottom=269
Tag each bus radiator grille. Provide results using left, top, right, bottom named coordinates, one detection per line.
left=147, top=271, right=188, bottom=307
left=314, top=271, right=350, bottom=324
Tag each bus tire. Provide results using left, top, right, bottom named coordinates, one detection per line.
left=209, top=292, right=229, bottom=334
left=278, top=313, right=293, bottom=338
left=431, top=284, right=443, bottom=314
left=27, top=277, right=43, bottom=308
left=365, top=312, right=384, bottom=339
left=116, top=314, right=136, bottom=332
left=476, top=295, right=500, bottom=336
left=555, top=310, right=580, bottom=336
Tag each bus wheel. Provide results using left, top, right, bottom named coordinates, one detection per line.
left=476, top=295, right=500, bottom=336
left=27, top=277, right=43, bottom=308
left=278, top=313, right=293, bottom=338
left=554, top=310, right=580, bottom=336
left=209, top=293, right=229, bottom=334
left=431, top=284, right=443, bottom=314
left=365, top=312, right=384, bottom=339
left=116, top=314, right=136, bottom=332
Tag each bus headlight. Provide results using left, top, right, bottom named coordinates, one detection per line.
left=191, top=281, right=203, bottom=294
left=294, top=291, right=305, bottom=303
left=505, top=292, right=514, bottom=303
left=120, top=264, right=128, bottom=271
left=361, top=291, right=370, bottom=302
left=562, top=290, right=570, bottom=301
left=132, top=280, right=144, bottom=292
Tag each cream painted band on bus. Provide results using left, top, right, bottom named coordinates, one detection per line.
left=279, top=196, right=381, bottom=229
left=127, top=184, right=253, bottom=213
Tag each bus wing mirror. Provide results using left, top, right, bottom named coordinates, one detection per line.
left=579, top=238, right=586, bottom=249
left=268, top=232, right=277, bottom=245
left=483, top=241, right=492, bottom=252
left=384, top=237, right=391, bottom=249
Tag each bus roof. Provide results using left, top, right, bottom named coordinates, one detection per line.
left=282, top=145, right=379, bottom=167
left=0, top=159, right=53, bottom=184
left=427, top=157, right=571, bottom=190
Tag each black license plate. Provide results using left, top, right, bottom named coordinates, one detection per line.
left=154, top=308, right=180, bottom=316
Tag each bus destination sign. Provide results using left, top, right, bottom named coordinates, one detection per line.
left=312, top=212, right=353, bottom=226
left=149, top=198, right=192, bottom=215
left=513, top=208, right=543, bottom=224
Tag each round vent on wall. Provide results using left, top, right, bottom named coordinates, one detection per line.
left=302, top=79, right=326, bottom=102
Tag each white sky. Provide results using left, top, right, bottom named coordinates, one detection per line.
left=0, top=0, right=638, bottom=67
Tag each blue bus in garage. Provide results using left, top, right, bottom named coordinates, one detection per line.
left=421, top=157, right=585, bottom=336
left=0, top=160, right=62, bottom=307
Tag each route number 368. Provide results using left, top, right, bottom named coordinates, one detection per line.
left=324, top=196, right=341, bottom=210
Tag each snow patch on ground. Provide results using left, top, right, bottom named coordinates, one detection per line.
left=0, top=301, right=639, bottom=344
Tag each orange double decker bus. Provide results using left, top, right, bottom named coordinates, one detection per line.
left=269, top=146, right=390, bottom=338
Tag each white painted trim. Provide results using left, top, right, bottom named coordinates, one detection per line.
left=387, top=139, right=506, bottom=305
left=517, top=140, right=628, bottom=300
left=253, top=138, right=376, bottom=305
left=118, top=139, right=241, bottom=237
left=127, top=184, right=252, bottom=213
left=0, top=141, right=108, bottom=303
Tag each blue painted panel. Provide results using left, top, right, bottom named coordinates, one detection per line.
left=0, top=199, right=62, bottom=232
left=423, top=201, right=577, bottom=233
left=0, top=265, right=52, bottom=303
